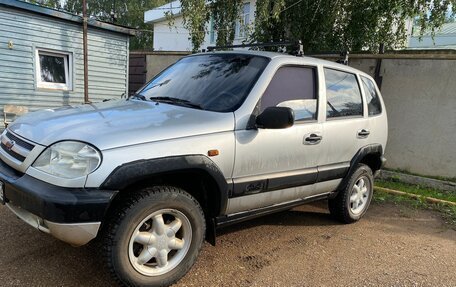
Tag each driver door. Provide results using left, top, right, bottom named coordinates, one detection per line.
left=227, top=65, right=324, bottom=214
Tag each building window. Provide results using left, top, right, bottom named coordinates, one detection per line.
left=35, top=49, right=72, bottom=90
left=209, top=16, right=216, bottom=44
left=235, top=2, right=251, bottom=39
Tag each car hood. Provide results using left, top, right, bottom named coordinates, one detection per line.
left=8, top=99, right=235, bottom=150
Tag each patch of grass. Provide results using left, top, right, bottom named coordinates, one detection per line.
left=375, top=179, right=456, bottom=202
left=385, top=168, right=456, bottom=183
left=373, top=181, right=456, bottom=228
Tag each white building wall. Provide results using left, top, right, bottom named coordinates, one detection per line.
left=407, top=22, right=456, bottom=49
left=408, top=34, right=456, bottom=49
left=153, top=17, right=194, bottom=52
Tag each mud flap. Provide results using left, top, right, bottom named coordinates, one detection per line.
left=206, top=218, right=217, bottom=246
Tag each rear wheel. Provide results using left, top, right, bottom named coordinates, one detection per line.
left=103, top=186, right=205, bottom=287
left=329, top=164, right=374, bottom=223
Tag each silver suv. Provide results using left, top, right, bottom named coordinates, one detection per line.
left=0, top=51, right=387, bottom=287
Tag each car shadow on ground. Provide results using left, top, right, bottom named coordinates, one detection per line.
left=217, top=201, right=340, bottom=236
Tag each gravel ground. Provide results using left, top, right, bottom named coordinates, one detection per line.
left=0, top=200, right=455, bottom=287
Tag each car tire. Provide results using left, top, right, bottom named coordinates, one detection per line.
left=328, top=164, right=374, bottom=223
left=103, top=186, right=205, bottom=287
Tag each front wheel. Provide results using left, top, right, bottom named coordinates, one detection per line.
left=328, top=164, right=374, bottom=223
left=103, top=186, right=205, bottom=287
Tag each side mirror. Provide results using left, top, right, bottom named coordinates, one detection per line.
left=256, top=107, right=294, bottom=129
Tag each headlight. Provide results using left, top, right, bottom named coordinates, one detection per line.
left=33, top=141, right=101, bottom=179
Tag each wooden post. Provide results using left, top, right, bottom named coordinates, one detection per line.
left=82, top=0, right=89, bottom=103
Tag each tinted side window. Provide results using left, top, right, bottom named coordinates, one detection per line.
left=324, top=68, right=363, bottom=118
left=261, top=66, right=317, bottom=121
left=361, top=76, right=382, bottom=116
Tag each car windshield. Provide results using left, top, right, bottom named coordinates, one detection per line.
left=136, top=54, right=270, bottom=112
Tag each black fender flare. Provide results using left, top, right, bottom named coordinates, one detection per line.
left=332, top=144, right=385, bottom=198
left=100, top=155, right=230, bottom=215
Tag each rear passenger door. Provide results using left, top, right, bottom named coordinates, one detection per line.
left=319, top=68, right=369, bottom=181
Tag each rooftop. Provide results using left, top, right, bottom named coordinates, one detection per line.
left=0, top=0, right=135, bottom=36
left=144, top=0, right=182, bottom=24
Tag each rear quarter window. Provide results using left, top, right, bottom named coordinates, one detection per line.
left=361, top=76, right=382, bottom=116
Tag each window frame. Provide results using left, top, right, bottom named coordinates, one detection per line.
left=259, top=64, right=320, bottom=124
left=235, top=2, right=251, bottom=39
left=209, top=16, right=216, bottom=44
left=360, top=76, right=383, bottom=117
left=35, top=48, right=73, bottom=91
left=323, top=67, right=364, bottom=121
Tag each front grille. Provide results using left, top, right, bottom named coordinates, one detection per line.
left=5, top=132, right=35, bottom=151
left=0, top=131, right=35, bottom=163
left=1, top=142, right=26, bottom=161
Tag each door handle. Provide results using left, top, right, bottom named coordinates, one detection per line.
left=304, top=133, right=323, bottom=145
left=357, top=129, right=370, bottom=138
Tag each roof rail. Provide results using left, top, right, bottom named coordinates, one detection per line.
left=207, top=40, right=304, bottom=57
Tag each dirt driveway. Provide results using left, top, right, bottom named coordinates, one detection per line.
left=0, top=200, right=454, bottom=287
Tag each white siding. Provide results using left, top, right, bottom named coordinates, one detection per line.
left=0, top=6, right=129, bottom=127
left=408, top=34, right=456, bottom=49
left=408, top=22, right=456, bottom=49
left=153, top=16, right=193, bottom=52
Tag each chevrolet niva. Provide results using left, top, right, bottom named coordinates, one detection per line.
left=0, top=51, right=387, bottom=287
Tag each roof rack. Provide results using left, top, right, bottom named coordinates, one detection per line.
left=336, top=51, right=349, bottom=65
left=207, top=40, right=304, bottom=57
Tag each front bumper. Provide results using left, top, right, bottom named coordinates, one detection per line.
left=5, top=202, right=101, bottom=246
left=0, top=160, right=117, bottom=246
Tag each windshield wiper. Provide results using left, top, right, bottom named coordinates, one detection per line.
left=129, top=80, right=172, bottom=101
left=150, top=97, right=203, bottom=110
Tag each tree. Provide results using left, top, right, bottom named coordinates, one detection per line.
left=26, top=0, right=62, bottom=8
left=254, top=0, right=456, bottom=52
left=210, top=0, right=244, bottom=47
left=177, top=0, right=455, bottom=52
left=178, top=0, right=209, bottom=52
left=26, top=0, right=168, bottom=50
left=177, top=0, right=244, bottom=52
